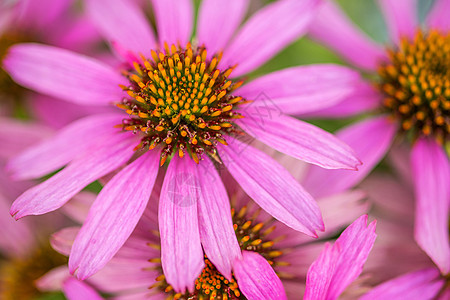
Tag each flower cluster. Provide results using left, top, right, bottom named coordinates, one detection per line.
left=0, top=0, right=448, bottom=299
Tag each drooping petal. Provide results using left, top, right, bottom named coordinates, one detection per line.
left=237, top=110, right=361, bottom=170
left=7, top=114, right=122, bottom=180
left=150, top=0, right=193, bottom=46
left=159, top=156, right=204, bottom=293
left=69, top=151, right=160, bottom=279
left=85, top=0, right=156, bottom=57
left=62, top=277, right=103, bottom=300
left=300, top=81, right=382, bottom=119
left=411, top=138, right=450, bottom=274
left=377, top=0, right=417, bottom=44
left=221, top=0, right=320, bottom=77
left=426, top=0, right=450, bottom=31
left=304, top=215, right=377, bottom=300
left=197, top=0, right=249, bottom=56
left=196, top=157, right=241, bottom=279
left=303, top=116, right=396, bottom=198
left=236, top=64, right=362, bottom=115
left=308, top=0, right=386, bottom=71
left=220, top=139, right=324, bottom=237
left=3, top=43, right=126, bottom=105
left=234, top=251, right=287, bottom=300
left=360, top=268, right=444, bottom=300
left=10, top=133, right=136, bottom=219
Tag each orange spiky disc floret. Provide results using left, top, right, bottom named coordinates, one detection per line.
left=116, top=43, right=247, bottom=165
left=378, top=30, right=450, bottom=144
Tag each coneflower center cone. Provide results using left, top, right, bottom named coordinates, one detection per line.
left=117, top=43, right=248, bottom=165
left=378, top=30, right=450, bottom=143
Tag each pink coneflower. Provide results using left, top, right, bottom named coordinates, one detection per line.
left=3, top=0, right=361, bottom=285
left=357, top=153, right=449, bottom=299
left=293, top=0, right=450, bottom=276
left=45, top=187, right=376, bottom=299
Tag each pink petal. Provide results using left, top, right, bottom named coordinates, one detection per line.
left=411, top=138, right=450, bottom=274
left=426, top=0, right=450, bottom=31
left=303, top=116, right=396, bottom=198
left=360, top=268, right=444, bottom=300
left=85, top=0, right=156, bottom=57
left=36, top=265, right=70, bottom=292
left=237, top=110, right=361, bottom=170
left=197, top=0, right=249, bottom=56
left=221, top=0, right=320, bottom=77
left=308, top=0, right=386, bottom=71
left=69, top=151, right=160, bottom=279
left=304, top=215, right=377, bottom=300
left=62, top=192, right=97, bottom=224
left=0, top=192, right=34, bottom=257
left=62, top=277, right=103, bottom=300
left=51, top=227, right=80, bottom=256
left=159, top=156, right=204, bottom=293
left=150, top=0, right=193, bottom=46
left=15, top=0, right=71, bottom=30
left=3, top=43, right=126, bottom=105
left=10, top=133, right=136, bottom=219
left=7, top=114, right=122, bottom=180
left=377, top=0, right=417, bottom=44
left=236, top=64, right=362, bottom=115
left=234, top=251, right=287, bottom=300
left=196, top=157, right=241, bottom=280
left=300, top=81, right=382, bottom=119
left=220, top=139, right=324, bottom=237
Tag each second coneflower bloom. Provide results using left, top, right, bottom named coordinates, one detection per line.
left=3, top=0, right=361, bottom=288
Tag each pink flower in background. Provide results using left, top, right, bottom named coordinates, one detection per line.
left=357, top=150, right=449, bottom=299
left=3, top=0, right=363, bottom=284
left=291, top=0, right=450, bottom=276
left=45, top=185, right=375, bottom=299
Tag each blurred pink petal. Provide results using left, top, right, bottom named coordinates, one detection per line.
left=377, top=0, right=418, bottom=44
left=308, top=0, right=386, bottom=71
left=62, top=277, right=103, bottom=300
left=222, top=0, right=319, bottom=77
left=234, top=251, right=287, bottom=300
left=51, top=227, right=80, bottom=256
left=426, top=0, right=450, bottom=31
left=411, top=138, right=450, bottom=274
left=36, top=265, right=70, bottom=292
left=150, top=0, right=193, bottom=46
left=62, top=192, right=97, bottom=224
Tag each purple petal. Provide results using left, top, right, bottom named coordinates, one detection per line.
left=10, top=133, right=136, bottom=219
left=377, top=0, right=417, bottom=44
left=411, top=138, right=450, bottom=274
left=62, top=277, right=103, bottom=300
left=196, top=157, right=241, bottom=279
left=304, top=215, right=377, bottom=300
left=234, top=251, right=287, bottom=300
left=303, top=116, right=396, bottom=198
left=150, top=0, right=193, bottom=46
left=426, top=0, right=450, bottom=31
left=300, top=81, right=382, bottom=119
left=220, top=139, right=324, bottom=236
left=85, top=0, right=156, bottom=57
left=197, top=0, right=249, bottom=56
left=3, top=44, right=126, bottom=105
left=221, top=0, right=319, bottom=77
left=159, top=156, right=204, bottom=293
left=69, top=151, right=160, bottom=279
left=7, top=114, right=122, bottom=180
left=360, top=268, right=444, bottom=300
left=238, top=110, right=361, bottom=170
left=308, top=0, right=386, bottom=71
left=236, top=64, right=362, bottom=115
